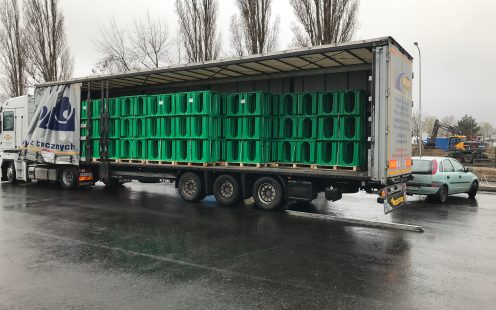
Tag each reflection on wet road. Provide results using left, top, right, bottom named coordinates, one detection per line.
left=0, top=181, right=495, bottom=309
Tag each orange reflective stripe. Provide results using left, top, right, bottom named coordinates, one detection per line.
left=405, top=159, right=412, bottom=167
left=78, top=176, right=93, bottom=181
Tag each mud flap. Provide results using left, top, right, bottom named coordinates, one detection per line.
left=379, top=183, right=407, bottom=214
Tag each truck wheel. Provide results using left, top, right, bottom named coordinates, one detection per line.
left=213, top=174, right=240, bottom=206
left=468, top=181, right=478, bottom=198
left=6, top=162, right=17, bottom=184
left=253, top=177, right=284, bottom=211
left=463, top=153, right=473, bottom=163
left=436, top=186, right=448, bottom=203
left=59, top=166, right=78, bottom=189
left=178, top=172, right=204, bottom=202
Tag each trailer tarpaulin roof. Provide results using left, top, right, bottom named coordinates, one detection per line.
left=36, top=37, right=412, bottom=92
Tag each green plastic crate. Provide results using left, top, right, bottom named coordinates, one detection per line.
left=173, top=91, right=221, bottom=115
left=339, top=116, right=365, bottom=140
left=296, top=141, right=316, bottom=164
left=316, top=141, right=338, bottom=166
left=159, top=139, right=175, bottom=161
left=242, top=140, right=269, bottom=163
left=224, top=117, right=243, bottom=139
left=133, top=139, right=147, bottom=159
left=108, top=139, right=119, bottom=159
left=157, top=94, right=174, bottom=115
left=242, top=117, right=270, bottom=139
left=108, top=118, right=120, bottom=138
left=277, top=140, right=297, bottom=163
left=81, top=100, right=88, bottom=119
left=119, top=139, right=133, bottom=159
left=318, top=92, right=340, bottom=115
left=318, top=116, right=339, bottom=140
left=278, top=117, right=297, bottom=139
left=146, top=96, right=160, bottom=116
left=277, top=93, right=298, bottom=116
left=147, top=139, right=160, bottom=160
left=338, top=141, right=366, bottom=167
left=224, top=140, right=242, bottom=162
left=80, top=121, right=88, bottom=137
left=91, top=119, right=100, bottom=138
left=159, top=117, right=174, bottom=138
left=108, top=98, right=120, bottom=117
left=224, top=93, right=243, bottom=116
left=298, top=93, right=318, bottom=115
left=91, top=99, right=101, bottom=118
left=173, top=117, right=191, bottom=138
left=297, top=117, right=318, bottom=139
left=120, top=118, right=133, bottom=138
left=173, top=139, right=221, bottom=163
left=146, top=118, right=160, bottom=138
left=190, top=116, right=222, bottom=139
left=121, top=97, right=134, bottom=117
left=341, top=90, right=366, bottom=115
left=132, top=118, right=146, bottom=138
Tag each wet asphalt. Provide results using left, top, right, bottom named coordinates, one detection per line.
left=0, top=181, right=495, bottom=310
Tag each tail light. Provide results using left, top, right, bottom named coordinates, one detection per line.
left=432, top=160, right=438, bottom=175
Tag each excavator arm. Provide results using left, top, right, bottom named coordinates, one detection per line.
left=426, top=119, right=462, bottom=146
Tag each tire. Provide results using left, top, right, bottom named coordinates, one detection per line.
left=59, top=166, right=79, bottom=189
left=213, top=174, right=241, bottom=206
left=436, top=186, right=448, bottom=203
left=6, top=162, right=17, bottom=184
left=103, top=178, right=126, bottom=187
left=252, top=177, right=284, bottom=211
left=463, top=153, right=473, bottom=164
left=178, top=172, right=204, bottom=202
left=468, top=181, right=478, bottom=198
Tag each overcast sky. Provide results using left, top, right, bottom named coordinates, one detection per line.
left=60, top=0, right=496, bottom=126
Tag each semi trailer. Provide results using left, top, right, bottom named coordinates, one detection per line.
left=0, top=37, right=413, bottom=212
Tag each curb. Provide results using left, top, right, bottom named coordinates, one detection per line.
left=480, top=186, right=496, bottom=192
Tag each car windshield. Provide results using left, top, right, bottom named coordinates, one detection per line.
left=411, top=159, right=432, bottom=174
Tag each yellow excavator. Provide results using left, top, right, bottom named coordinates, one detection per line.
left=425, top=119, right=488, bottom=163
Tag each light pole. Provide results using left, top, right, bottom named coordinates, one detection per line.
left=414, top=42, right=422, bottom=157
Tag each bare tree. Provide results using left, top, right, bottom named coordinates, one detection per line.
left=95, top=12, right=172, bottom=73
left=229, top=0, right=280, bottom=56
left=95, top=18, right=137, bottom=73
left=0, top=0, right=26, bottom=97
left=290, top=0, right=359, bottom=47
left=175, top=0, right=220, bottom=62
left=23, top=0, right=73, bottom=83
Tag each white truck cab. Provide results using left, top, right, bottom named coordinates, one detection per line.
left=0, top=95, right=35, bottom=182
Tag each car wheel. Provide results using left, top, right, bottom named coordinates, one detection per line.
left=468, top=181, right=478, bottom=198
left=178, top=172, right=204, bottom=202
left=252, top=177, right=284, bottom=211
left=213, top=174, right=241, bottom=206
left=436, top=186, right=448, bottom=203
left=6, top=162, right=17, bottom=184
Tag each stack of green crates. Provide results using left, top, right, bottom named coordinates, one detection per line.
left=79, top=89, right=367, bottom=168
left=172, top=91, right=222, bottom=163
left=222, top=92, right=271, bottom=164
left=271, top=92, right=318, bottom=164
left=316, top=90, right=367, bottom=167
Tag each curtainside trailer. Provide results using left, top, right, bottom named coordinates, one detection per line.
left=0, top=37, right=413, bottom=212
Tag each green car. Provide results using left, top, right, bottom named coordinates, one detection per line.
left=406, top=156, right=479, bottom=203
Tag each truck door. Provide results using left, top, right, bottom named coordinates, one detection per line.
left=1, top=109, right=16, bottom=150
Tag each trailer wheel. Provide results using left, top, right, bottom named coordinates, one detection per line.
left=59, top=166, right=78, bottom=189
left=213, top=174, right=240, bottom=206
left=6, top=162, right=17, bottom=184
left=178, top=172, right=204, bottom=202
left=253, top=177, right=284, bottom=211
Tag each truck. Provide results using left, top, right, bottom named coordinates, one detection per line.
left=0, top=36, right=413, bottom=213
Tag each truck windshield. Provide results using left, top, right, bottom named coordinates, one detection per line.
left=411, top=159, right=432, bottom=174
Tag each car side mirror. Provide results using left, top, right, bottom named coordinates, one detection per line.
left=465, top=167, right=471, bottom=172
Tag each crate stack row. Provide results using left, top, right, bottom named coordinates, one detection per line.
left=221, top=93, right=272, bottom=165
left=79, top=90, right=367, bottom=168
left=269, top=90, right=367, bottom=167
left=80, top=92, right=223, bottom=163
